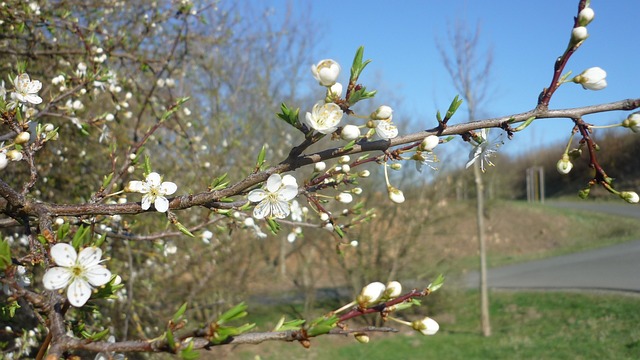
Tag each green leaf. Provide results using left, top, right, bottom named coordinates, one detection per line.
left=349, top=46, right=372, bottom=84
left=334, top=225, right=345, bottom=238
left=160, top=97, right=190, bottom=122
left=0, top=239, right=10, bottom=271
left=180, top=340, right=200, bottom=360
left=143, top=154, right=152, bottom=176
left=347, top=86, right=376, bottom=104
left=209, top=173, right=229, bottom=191
left=71, top=225, right=92, bottom=250
left=427, top=274, right=445, bottom=292
left=172, top=302, right=188, bottom=323
left=445, top=95, right=463, bottom=120
left=255, top=145, right=267, bottom=169
left=57, top=222, right=70, bottom=242
left=85, top=328, right=110, bottom=341
left=342, top=139, right=356, bottom=152
left=0, top=300, right=20, bottom=320
left=513, top=116, right=536, bottom=132
left=166, top=328, right=176, bottom=352
left=102, top=172, right=114, bottom=189
left=218, top=302, right=249, bottom=324
left=306, top=315, right=338, bottom=337
left=273, top=317, right=306, bottom=332
left=174, top=221, right=195, bottom=238
left=276, top=103, right=300, bottom=128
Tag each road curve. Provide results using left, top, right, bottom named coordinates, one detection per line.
left=465, top=201, right=640, bottom=292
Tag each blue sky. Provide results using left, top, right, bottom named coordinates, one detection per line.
left=271, top=1, right=639, bottom=157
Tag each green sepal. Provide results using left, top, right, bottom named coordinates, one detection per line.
left=266, top=217, right=280, bottom=234
left=166, top=328, right=176, bottom=352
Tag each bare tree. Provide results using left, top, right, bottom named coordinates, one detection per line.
left=437, top=20, right=494, bottom=337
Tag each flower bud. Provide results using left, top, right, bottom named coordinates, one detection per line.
left=311, top=59, right=341, bottom=87
left=354, top=333, right=369, bottom=344
left=622, top=112, right=640, bottom=133
left=556, top=154, right=573, bottom=174
left=573, top=67, right=607, bottom=90
left=578, top=7, right=595, bottom=26
left=359, top=282, right=386, bottom=305
left=339, top=155, right=351, bottom=164
left=314, top=161, right=326, bottom=172
left=352, top=187, right=363, bottom=195
left=412, top=317, right=439, bottom=336
left=329, top=82, right=343, bottom=98
left=620, top=191, right=639, bottom=204
left=43, top=123, right=55, bottom=132
left=341, top=164, right=351, bottom=173
left=336, top=192, right=353, bottom=204
left=319, top=212, right=330, bottom=221
left=384, top=281, right=402, bottom=299
left=6, top=150, right=23, bottom=161
left=390, top=163, right=402, bottom=170
left=341, top=125, right=360, bottom=141
left=370, top=105, right=393, bottom=121
left=388, top=186, right=405, bottom=204
left=420, top=135, right=440, bottom=151
left=0, top=154, right=7, bottom=170
left=571, top=26, right=588, bottom=43
left=14, top=132, right=31, bottom=144
left=359, top=170, right=370, bottom=178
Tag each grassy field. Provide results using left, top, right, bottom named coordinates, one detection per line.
left=208, top=291, right=640, bottom=360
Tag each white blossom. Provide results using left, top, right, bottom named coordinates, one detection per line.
left=247, top=174, right=298, bottom=219
left=465, top=128, right=502, bottom=172
left=336, top=192, right=353, bottom=204
left=373, top=120, right=398, bottom=140
left=11, top=73, right=42, bottom=105
left=557, top=155, right=573, bottom=174
left=622, top=112, right=640, bottom=133
left=126, top=172, right=177, bottom=212
left=388, top=186, right=405, bottom=204
left=305, top=101, right=343, bottom=134
left=43, top=243, right=112, bottom=307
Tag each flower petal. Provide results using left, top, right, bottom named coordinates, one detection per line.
left=126, top=180, right=146, bottom=193
left=146, top=172, right=161, bottom=187
left=67, top=278, right=92, bottom=307
left=77, top=246, right=103, bottom=268
left=247, top=189, right=267, bottom=202
left=160, top=181, right=177, bottom=195
left=281, top=175, right=298, bottom=187
left=253, top=200, right=271, bottom=219
left=154, top=196, right=169, bottom=212
left=270, top=200, right=291, bottom=219
left=141, top=194, right=152, bottom=210
left=277, top=185, right=298, bottom=202
left=43, top=267, right=72, bottom=290
left=86, top=265, right=112, bottom=287
left=266, top=174, right=283, bottom=193
left=50, top=243, right=77, bottom=267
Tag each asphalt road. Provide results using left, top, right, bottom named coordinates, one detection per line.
left=465, top=201, right=640, bottom=293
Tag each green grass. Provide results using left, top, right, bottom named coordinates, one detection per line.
left=218, top=291, right=640, bottom=360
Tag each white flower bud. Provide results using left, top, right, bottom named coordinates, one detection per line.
left=43, top=123, right=55, bottom=132
left=578, top=7, right=595, bottom=26
left=620, top=191, right=639, bottom=204
left=390, top=163, right=402, bottom=170
left=371, top=105, right=393, bottom=121
left=350, top=240, right=359, bottom=247
left=359, top=170, right=370, bottom=178
left=336, top=192, right=353, bottom=204
left=0, top=154, right=8, bottom=170
left=388, top=186, right=405, bottom=204
left=557, top=155, right=573, bottom=174
left=341, top=124, right=360, bottom=141
left=314, top=161, right=326, bottom=172
left=6, top=150, right=22, bottom=161
left=384, top=281, right=402, bottom=299
left=573, top=67, right=607, bottom=90
left=105, top=113, right=115, bottom=121
left=571, top=26, right=588, bottom=43
left=329, top=82, right=343, bottom=98
left=359, top=282, right=386, bottom=305
left=352, top=187, right=363, bottom=195
left=412, top=317, right=439, bottom=336
left=319, top=212, right=330, bottom=221
left=339, top=155, right=351, bottom=164
left=420, top=135, right=440, bottom=151
left=311, top=59, right=341, bottom=87
left=341, top=164, right=351, bottom=173
left=622, top=112, right=640, bottom=133
left=354, top=334, right=369, bottom=344
left=15, top=132, right=31, bottom=144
